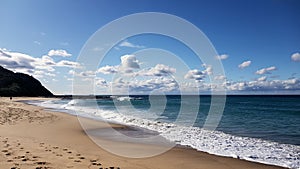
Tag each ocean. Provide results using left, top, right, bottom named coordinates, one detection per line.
left=27, top=95, right=300, bottom=168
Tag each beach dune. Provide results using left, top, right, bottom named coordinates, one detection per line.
left=0, top=97, right=284, bottom=169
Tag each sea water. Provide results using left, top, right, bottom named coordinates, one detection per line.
left=27, top=95, right=300, bottom=168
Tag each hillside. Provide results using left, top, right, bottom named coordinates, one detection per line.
left=0, top=66, right=53, bottom=97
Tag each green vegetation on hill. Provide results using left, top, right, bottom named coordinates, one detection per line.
left=0, top=66, right=53, bottom=97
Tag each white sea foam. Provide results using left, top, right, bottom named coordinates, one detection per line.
left=35, top=99, right=300, bottom=169
left=110, top=96, right=143, bottom=101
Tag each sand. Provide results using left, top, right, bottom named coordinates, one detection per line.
left=0, top=97, right=285, bottom=169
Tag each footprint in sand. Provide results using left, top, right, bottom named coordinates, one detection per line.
left=90, top=160, right=102, bottom=166
left=2, top=149, right=9, bottom=153
left=5, top=152, right=12, bottom=156
left=10, top=167, right=20, bottom=169
left=35, top=161, right=50, bottom=165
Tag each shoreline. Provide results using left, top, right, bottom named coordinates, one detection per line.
left=0, top=97, right=286, bottom=169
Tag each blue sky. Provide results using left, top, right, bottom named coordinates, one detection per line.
left=0, top=0, right=299, bottom=94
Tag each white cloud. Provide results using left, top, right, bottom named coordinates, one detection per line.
left=184, top=69, right=206, bottom=82
left=40, top=55, right=55, bottom=65
left=184, top=64, right=213, bottom=82
left=120, top=54, right=140, bottom=69
left=291, top=52, right=300, bottom=62
left=214, top=75, right=226, bottom=81
left=34, top=55, right=56, bottom=71
left=225, top=81, right=248, bottom=91
left=56, top=60, right=80, bottom=68
left=257, top=76, right=267, bottom=81
left=238, top=60, right=251, bottom=69
left=96, top=54, right=139, bottom=75
left=0, top=48, right=80, bottom=77
left=48, top=49, right=72, bottom=57
left=32, top=70, right=56, bottom=78
left=68, top=70, right=75, bottom=75
left=215, top=54, right=229, bottom=60
left=97, top=65, right=118, bottom=74
left=139, top=64, right=176, bottom=76
left=97, top=62, right=176, bottom=78
left=202, top=64, right=213, bottom=75
left=224, top=78, right=300, bottom=92
left=68, top=70, right=95, bottom=77
left=112, top=77, right=178, bottom=94
left=95, top=78, right=107, bottom=86
left=255, top=66, right=276, bottom=75
left=119, top=41, right=144, bottom=49
left=0, top=48, right=35, bottom=70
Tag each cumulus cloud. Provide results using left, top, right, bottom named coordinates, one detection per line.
left=68, top=70, right=95, bottom=77
left=33, top=71, right=56, bottom=78
left=0, top=48, right=35, bottom=70
left=255, top=66, right=276, bottom=75
left=96, top=65, right=118, bottom=74
left=97, top=62, right=176, bottom=78
left=119, top=41, right=145, bottom=49
left=224, top=78, right=300, bottom=92
left=40, top=55, right=55, bottom=65
left=0, top=48, right=80, bottom=78
left=184, top=64, right=213, bottom=82
left=112, top=77, right=178, bottom=94
left=120, top=54, right=140, bottom=69
left=215, top=54, right=229, bottom=60
left=48, top=49, right=72, bottom=57
left=95, top=55, right=140, bottom=75
left=139, top=64, right=176, bottom=76
left=238, top=60, right=251, bottom=69
left=202, top=64, right=213, bottom=75
left=184, top=69, right=206, bottom=82
left=95, top=78, right=107, bottom=86
left=291, top=52, right=300, bottom=62
left=56, top=60, right=80, bottom=68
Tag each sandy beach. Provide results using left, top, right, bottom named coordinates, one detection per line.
left=0, top=97, right=285, bottom=169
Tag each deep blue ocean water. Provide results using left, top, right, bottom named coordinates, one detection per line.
left=29, top=95, right=300, bottom=168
